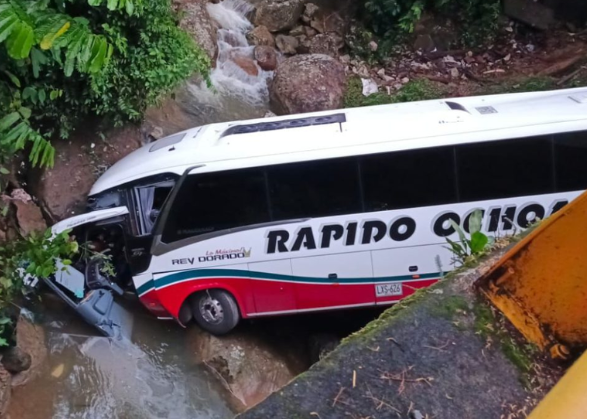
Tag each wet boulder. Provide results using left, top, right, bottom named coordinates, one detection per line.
left=9, top=315, right=48, bottom=387
left=254, top=0, right=304, bottom=33
left=174, top=0, right=218, bottom=62
left=187, top=327, right=298, bottom=409
left=246, top=25, right=275, bottom=47
left=230, top=54, right=260, bottom=76
left=1, top=347, right=32, bottom=374
left=254, top=46, right=278, bottom=71
left=29, top=123, right=142, bottom=222
left=270, top=54, right=346, bottom=115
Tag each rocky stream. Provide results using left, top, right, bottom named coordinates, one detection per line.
left=0, top=0, right=586, bottom=417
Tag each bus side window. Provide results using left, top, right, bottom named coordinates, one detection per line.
left=553, top=131, right=587, bottom=192
left=360, top=146, right=457, bottom=211
left=267, top=158, right=362, bottom=220
left=456, top=135, right=555, bottom=202
left=161, top=169, right=270, bottom=243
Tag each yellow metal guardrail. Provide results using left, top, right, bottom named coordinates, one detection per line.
left=526, top=351, right=586, bottom=419
left=478, top=192, right=587, bottom=358
left=477, top=192, right=586, bottom=419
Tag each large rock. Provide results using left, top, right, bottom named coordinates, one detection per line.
left=270, top=54, right=346, bottom=115
left=29, top=123, right=142, bottom=222
left=1, top=347, right=31, bottom=374
left=187, top=327, right=298, bottom=409
left=10, top=316, right=48, bottom=387
left=144, top=91, right=203, bottom=140
left=9, top=189, right=46, bottom=236
left=254, top=45, right=278, bottom=71
left=310, top=10, right=346, bottom=35
left=254, top=0, right=304, bottom=32
left=275, top=34, right=299, bottom=55
left=246, top=25, right=275, bottom=47
left=0, top=365, right=10, bottom=418
left=174, top=0, right=218, bottom=62
left=309, top=33, right=344, bottom=57
left=503, top=0, right=555, bottom=30
left=230, top=54, right=260, bottom=76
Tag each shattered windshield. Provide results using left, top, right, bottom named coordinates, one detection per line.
left=134, top=181, right=175, bottom=235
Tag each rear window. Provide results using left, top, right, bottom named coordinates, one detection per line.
left=554, top=131, right=587, bottom=192
left=456, top=136, right=555, bottom=202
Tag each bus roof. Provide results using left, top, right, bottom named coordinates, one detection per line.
left=90, top=87, right=587, bottom=195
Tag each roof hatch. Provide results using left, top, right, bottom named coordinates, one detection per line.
left=219, top=113, right=347, bottom=139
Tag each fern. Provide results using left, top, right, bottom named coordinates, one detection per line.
left=0, top=107, right=54, bottom=167
left=0, top=0, right=139, bottom=168
left=0, top=1, right=114, bottom=75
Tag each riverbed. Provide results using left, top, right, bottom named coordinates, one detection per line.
left=8, top=299, right=235, bottom=419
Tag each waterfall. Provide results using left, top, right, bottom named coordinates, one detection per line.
left=180, top=0, right=275, bottom=125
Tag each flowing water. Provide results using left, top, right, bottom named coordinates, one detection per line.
left=177, top=0, right=275, bottom=126
left=9, top=301, right=234, bottom=419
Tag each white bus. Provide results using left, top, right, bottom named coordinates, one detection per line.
left=45, top=88, right=587, bottom=337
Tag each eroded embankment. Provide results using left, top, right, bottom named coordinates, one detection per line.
left=238, top=250, right=563, bottom=419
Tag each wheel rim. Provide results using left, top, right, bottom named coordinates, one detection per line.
left=199, top=296, right=224, bottom=324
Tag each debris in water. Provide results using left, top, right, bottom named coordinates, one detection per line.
left=51, top=363, right=65, bottom=378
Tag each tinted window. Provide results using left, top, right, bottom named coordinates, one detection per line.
left=162, top=169, right=269, bottom=243
left=554, top=131, right=587, bottom=192
left=361, top=147, right=457, bottom=211
left=268, top=159, right=362, bottom=220
left=457, top=136, right=554, bottom=202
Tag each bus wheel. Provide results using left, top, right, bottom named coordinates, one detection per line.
left=191, top=290, right=239, bottom=335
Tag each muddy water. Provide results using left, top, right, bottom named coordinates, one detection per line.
left=9, top=300, right=234, bottom=419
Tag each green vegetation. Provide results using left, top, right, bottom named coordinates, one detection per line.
left=0, top=0, right=209, bottom=173
left=478, top=76, right=557, bottom=95
left=344, top=77, right=445, bottom=108
left=501, top=338, right=537, bottom=374
left=0, top=228, right=78, bottom=346
left=445, top=210, right=492, bottom=266
left=472, top=298, right=537, bottom=379
left=431, top=295, right=470, bottom=320
left=359, top=0, right=501, bottom=58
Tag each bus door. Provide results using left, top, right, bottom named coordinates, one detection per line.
left=291, top=251, right=375, bottom=311
left=371, top=245, right=451, bottom=305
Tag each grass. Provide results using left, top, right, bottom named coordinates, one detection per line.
left=476, top=76, right=557, bottom=95
left=431, top=295, right=470, bottom=320
left=344, top=78, right=445, bottom=108
left=344, top=74, right=585, bottom=110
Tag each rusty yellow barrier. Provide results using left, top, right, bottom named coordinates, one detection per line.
left=527, top=352, right=586, bottom=419
left=478, top=192, right=586, bottom=358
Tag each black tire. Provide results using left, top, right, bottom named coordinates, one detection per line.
left=191, top=289, right=240, bottom=335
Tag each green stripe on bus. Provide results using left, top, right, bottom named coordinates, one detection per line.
left=137, top=269, right=444, bottom=296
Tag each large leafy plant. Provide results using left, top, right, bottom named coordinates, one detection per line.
left=445, top=210, right=492, bottom=265
left=0, top=0, right=121, bottom=170
left=0, top=0, right=209, bottom=173
left=0, top=228, right=78, bottom=346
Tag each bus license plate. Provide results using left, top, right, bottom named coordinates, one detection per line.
left=375, top=282, right=403, bottom=297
